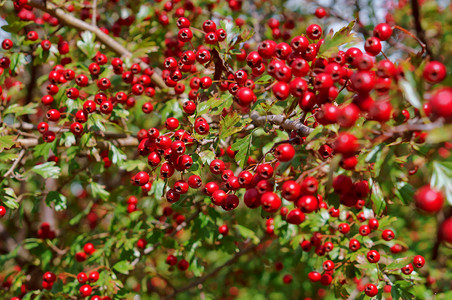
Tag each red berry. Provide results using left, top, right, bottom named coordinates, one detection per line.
left=274, top=143, right=295, bottom=162
left=440, top=217, right=452, bottom=243
left=373, top=23, right=392, bottom=41
left=366, top=250, right=380, bottom=263
left=382, top=229, right=395, bottom=241
left=365, top=283, right=378, bottom=297
left=261, top=192, right=282, bottom=213
left=218, top=224, right=229, bottom=235
left=79, top=284, right=92, bottom=297
left=430, top=87, right=452, bottom=119
left=413, top=255, right=425, bottom=268
left=423, top=61, right=446, bottom=83
left=401, top=263, right=414, bottom=275
left=414, top=185, right=444, bottom=213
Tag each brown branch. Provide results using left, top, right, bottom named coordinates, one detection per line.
left=27, top=0, right=165, bottom=89
left=409, top=0, right=434, bottom=58
left=4, top=149, right=26, bottom=178
left=163, top=241, right=259, bottom=299
left=131, top=204, right=203, bottom=267
left=249, top=111, right=314, bottom=137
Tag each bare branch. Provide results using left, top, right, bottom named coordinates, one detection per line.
left=250, top=111, right=314, bottom=137
left=163, top=241, right=260, bottom=299
left=28, top=0, right=166, bottom=88
left=4, top=149, right=26, bottom=178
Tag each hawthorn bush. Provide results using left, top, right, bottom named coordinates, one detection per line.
left=0, top=0, right=452, bottom=299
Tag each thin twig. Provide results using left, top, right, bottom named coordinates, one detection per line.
left=163, top=241, right=260, bottom=299
left=4, top=149, right=26, bottom=178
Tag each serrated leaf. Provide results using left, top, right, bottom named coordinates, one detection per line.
left=235, top=224, right=260, bottom=243
left=88, top=114, right=106, bottom=132
left=77, top=31, right=98, bottom=58
left=120, top=159, right=146, bottom=172
left=0, top=135, right=16, bottom=151
left=219, top=112, right=246, bottom=141
left=198, top=150, right=216, bottom=166
left=385, top=257, right=412, bottom=270
left=29, top=162, right=61, bottom=179
left=393, top=181, right=414, bottom=205
left=113, top=260, right=134, bottom=275
left=431, top=161, right=452, bottom=205
left=3, top=103, right=38, bottom=117
left=45, top=191, right=67, bottom=211
left=59, top=132, right=76, bottom=147
left=111, top=144, right=127, bottom=165
left=398, top=72, right=421, bottom=109
left=320, top=20, right=358, bottom=57
left=371, top=180, right=386, bottom=215
left=90, top=181, right=110, bottom=200
left=230, top=133, right=252, bottom=168
left=2, top=187, right=19, bottom=209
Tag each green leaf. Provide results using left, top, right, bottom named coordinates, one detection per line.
left=113, top=261, right=134, bottom=275
left=230, top=133, right=253, bottom=168
left=9, top=52, right=26, bottom=74
left=3, top=103, right=38, bottom=117
left=29, top=162, right=61, bottom=179
left=197, top=93, right=233, bottom=116
left=87, top=114, right=106, bottom=132
left=111, top=144, right=127, bottom=165
left=393, top=182, right=415, bottom=205
left=33, top=141, right=57, bottom=160
left=77, top=31, right=98, bottom=58
left=385, top=257, right=412, bottom=269
left=305, top=125, right=324, bottom=143
left=90, top=181, right=110, bottom=200
left=120, top=159, right=146, bottom=172
left=319, top=20, right=358, bottom=57
left=427, top=124, right=452, bottom=143
left=59, top=132, right=76, bottom=147
left=198, top=150, right=216, bottom=166
left=219, top=112, right=246, bottom=141
left=398, top=72, right=421, bottom=109
left=2, top=187, right=19, bottom=209
left=431, top=161, right=452, bottom=205
left=0, top=135, right=16, bottom=151
left=371, top=180, right=386, bottom=215
left=235, top=224, right=260, bottom=243
left=45, top=191, right=67, bottom=211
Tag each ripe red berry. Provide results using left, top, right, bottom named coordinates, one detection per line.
left=440, top=217, right=452, bottom=243
left=218, top=224, right=229, bottom=235
left=308, top=271, right=321, bottom=282
left=429, top=87, right=452, bottom=119
left=382, top=229, right=395, bottom=241
left=274, top=143, right=295, bottom=162
left=366, top=250, right=380, bottom=263
left=423, top=61, right=447, bottom=83
left=89, top=271, right=99, bottom=283
left=364, top=37, right=382, bottom=56
left=359, top=225, right=371, bottom=236
left=323, top=260, right=334, bottom=271
left=401, top=263, right=414, bottom=275
left=414, top=185, right=444, bottom=213
left=79, top=284, right=92, bottom=297
left=338, top=223, right=350, bottom=234
left=261, top=192, right=282, bottom=213
left=286, top=208, right=305, bottom=225
left=365, top=283, right=378, bottom=297
left=178, top=259, right=189, bottom=271
left=77, top=272, right=88, bottom=284
left=315, top=7, right=327, bottom=18
left=413, top=255, right=425, bottom=268
left=373, top=23, right=392, bottom=41
left=306, top=24, right=322, bottom=40
left=349, top=238, right=361, bottom=251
